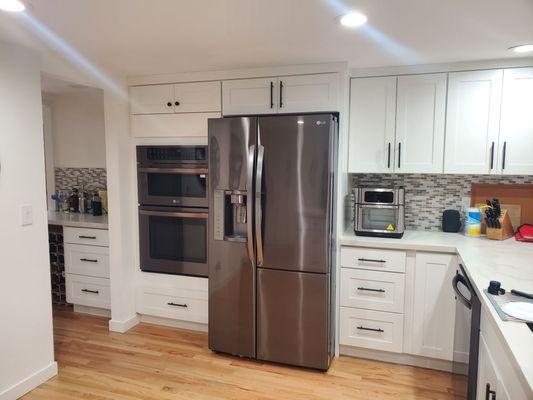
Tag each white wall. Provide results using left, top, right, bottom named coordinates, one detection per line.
left=51, top=89, right=106, bottom=168
left=0, top=42, right=57, bottom=399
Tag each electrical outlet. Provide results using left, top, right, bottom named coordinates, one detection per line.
left=20, top=205, right=33, bottom=226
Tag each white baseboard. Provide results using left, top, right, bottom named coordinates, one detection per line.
left=109, top=314, right=140, bottom=333
left=73, top=304, right=111, bottom=318
left=0, top=361, right=58, bottom=400
left=140, top=314, right=208, bottom=333
left=339, top=345, right=457, bottom=373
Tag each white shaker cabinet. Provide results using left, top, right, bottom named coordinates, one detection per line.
left=277, top=73, right=338, bottom=113
left=348, top=76, right=397, bottom=173
left=222, top=73, right=338, bottom=115
left=395, top=74, right=447, bottom=173
left=130, top=81, right=221, bottom=115
left=444, top=70, right=503, bottom=174
left=499, top=67, right=533, bottom=175
left=222, top=77, right=278, bottom=115
left=409, top=252, right=456, bottom=361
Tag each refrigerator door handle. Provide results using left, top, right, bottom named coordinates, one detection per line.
left=246, top=145, right=256, bottom=264
left=255, top=144, right=265, bottom=266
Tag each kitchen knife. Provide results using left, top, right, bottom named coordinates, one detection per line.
left=511, top=289, right=533, bottom=300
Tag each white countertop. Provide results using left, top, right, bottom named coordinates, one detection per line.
left=341, top=229, right=533, bottom=396
left=48, top=210, right=108, bottom=229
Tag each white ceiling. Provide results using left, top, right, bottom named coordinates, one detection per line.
left=1, top=0, right=532, bottom=77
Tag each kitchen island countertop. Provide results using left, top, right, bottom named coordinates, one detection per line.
left=48, top=210, right=108, bottom=229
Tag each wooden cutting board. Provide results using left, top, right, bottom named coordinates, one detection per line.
left=471, top=184, right=533, bottom=226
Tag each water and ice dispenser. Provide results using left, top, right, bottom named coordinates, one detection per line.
left=213, top=189, right=248, bottom=242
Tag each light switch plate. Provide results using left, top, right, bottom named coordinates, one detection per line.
left=21, top=204, right=33, bottom=226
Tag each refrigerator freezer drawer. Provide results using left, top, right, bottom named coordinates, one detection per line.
left=257, top=268, right=331, bottom=370
left=339, top=307, right=404, bottom=353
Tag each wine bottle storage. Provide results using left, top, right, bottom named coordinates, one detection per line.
left=49, top=225, right=68, bottom=305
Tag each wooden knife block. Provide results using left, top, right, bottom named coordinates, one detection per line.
left=486, top=210, right=514, bottom=241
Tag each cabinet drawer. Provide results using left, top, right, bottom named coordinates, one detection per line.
left=66, top=274, right=110, bottom=309
left=340, top=268, right=405, bottom=313
left=340, top=247, right=406, bottom=273
left=65, top=243, right=109, bottom=278
left=136, top=289, right=208, bottom=324
left=64, top=227, right=109, bottom=247
left=340, top=307, right=403, bottom=353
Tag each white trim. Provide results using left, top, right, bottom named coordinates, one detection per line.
left=108, top=314, right=140, bottom=333
left=73, top=304, right=111, bottom=318
left=127, top=62, right=348, bottom=86
left=0, top=362, right=58, bottom=400
left=349, top=57, right=533, bottom=78
left=140, top=314, right=208, bottom=333
left=339, top=345, right=458, bottom=373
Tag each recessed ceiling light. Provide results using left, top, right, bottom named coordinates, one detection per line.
left=509, top=44, right=533, bottom=53
left=0, top=0, right=25, bottom=12
left=340, top=11, right=367, bottom=28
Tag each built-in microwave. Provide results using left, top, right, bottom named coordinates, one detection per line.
left=137, top=145, right=208, bottom=277
left=354, top=187, right=405, bottom=238
left=137, top=145, right=208, bottom=208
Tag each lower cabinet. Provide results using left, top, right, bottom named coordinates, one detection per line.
left=65, top=274, right=111, bottom=309
left=409, top=252, right=457, bottom=361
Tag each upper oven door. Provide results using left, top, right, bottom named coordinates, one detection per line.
left=139, top=207, right=208, bottom=277
left=355, top=204, right=404, bottom=234
left=138, top=167, right=208, bottom=207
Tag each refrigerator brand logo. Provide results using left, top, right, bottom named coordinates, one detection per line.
left=316, top=121, right=326, bottom=125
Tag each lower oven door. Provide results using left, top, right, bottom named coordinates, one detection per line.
left=452, top=264, right=481, bottom=400
left=138, top=167, right=208, bottom=207
left=139, top=206, right=208, bottom=277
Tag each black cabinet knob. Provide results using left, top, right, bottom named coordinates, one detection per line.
left=166, top=102, right=172, bottom=107
left=175, top=101, right=180, bottom=106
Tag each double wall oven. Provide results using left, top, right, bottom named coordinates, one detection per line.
left=137, top=146, right=208, bottom=277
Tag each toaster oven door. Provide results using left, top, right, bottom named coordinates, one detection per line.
left=355, top=205, right=404, bottom=234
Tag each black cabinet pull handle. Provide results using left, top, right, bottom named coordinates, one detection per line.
left=270, top=81, right=274, bottom=109
left=81, top=288, right=99, bottom=294
left=398, top=142, right=402, bottom=169
left=174, top=101, right=180, bottom=106
left=166, top=102, right=172, bottom=107
left=279, top=80, right=283, bottom=108
left=490, top=141, right=495, bottom=170
left=387, top=142, right=391, bottom=169
left=80, top=258, right=98, bottom=263
left=502, top=141, right=507, bottom=170
left=167, top=302, right=188, bottom=308
left=485, top=383, right=496, bottom=400
left=357, top=326, right=384, bottom=333
left=357, top=287, right=386, bottom=293
left=357, top=258, right=386, bottom=263
left=79, top=235, right=96, bottom=239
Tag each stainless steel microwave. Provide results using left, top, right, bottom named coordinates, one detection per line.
left=354, top=187, right=405, bottom=238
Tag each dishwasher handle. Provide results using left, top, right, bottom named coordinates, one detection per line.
left=453, top=271, right=472, bottom=310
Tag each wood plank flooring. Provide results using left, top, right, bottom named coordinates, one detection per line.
left=23, top=307, right=465, bottom=399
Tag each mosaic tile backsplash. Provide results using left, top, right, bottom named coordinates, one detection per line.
left=55, top=167, right=107, bottom=193
left=350, top=174, right=533, bottom=231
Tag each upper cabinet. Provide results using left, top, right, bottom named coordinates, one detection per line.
left=499, top=67, right=533, bottom=175
left=348, top=73, right=446, bottom=174
left=395, top=74, right=447, bottom=174
left=222, top=78, right=278, bottom=115
left=348, top=76, right=396, bottom=173
left=222, top=73, right=338, bottom=116
left=130, top=81, right=221, bottom=115
left=444, top=70, right=503, bottom=174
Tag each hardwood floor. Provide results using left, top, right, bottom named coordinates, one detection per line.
left=23, top=307, right=464, bottom=400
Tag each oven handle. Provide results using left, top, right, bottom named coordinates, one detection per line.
left=138, top=167, right=208, bottom=174
left=139, top=210, right=208, bottom=219
left=452, top=270, right=472, bottom=310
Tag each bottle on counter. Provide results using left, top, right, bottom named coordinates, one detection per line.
left=69, top=188, right=80, bottom=213
left=79, top=191, right=88, bottom=214
left=92, top=192, right=102, bottom=216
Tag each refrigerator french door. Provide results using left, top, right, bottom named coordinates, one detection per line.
left=208, top=114, right=336, bottom=370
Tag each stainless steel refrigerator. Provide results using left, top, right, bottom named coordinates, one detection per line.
left=208, top=114, right=337, bottom=370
